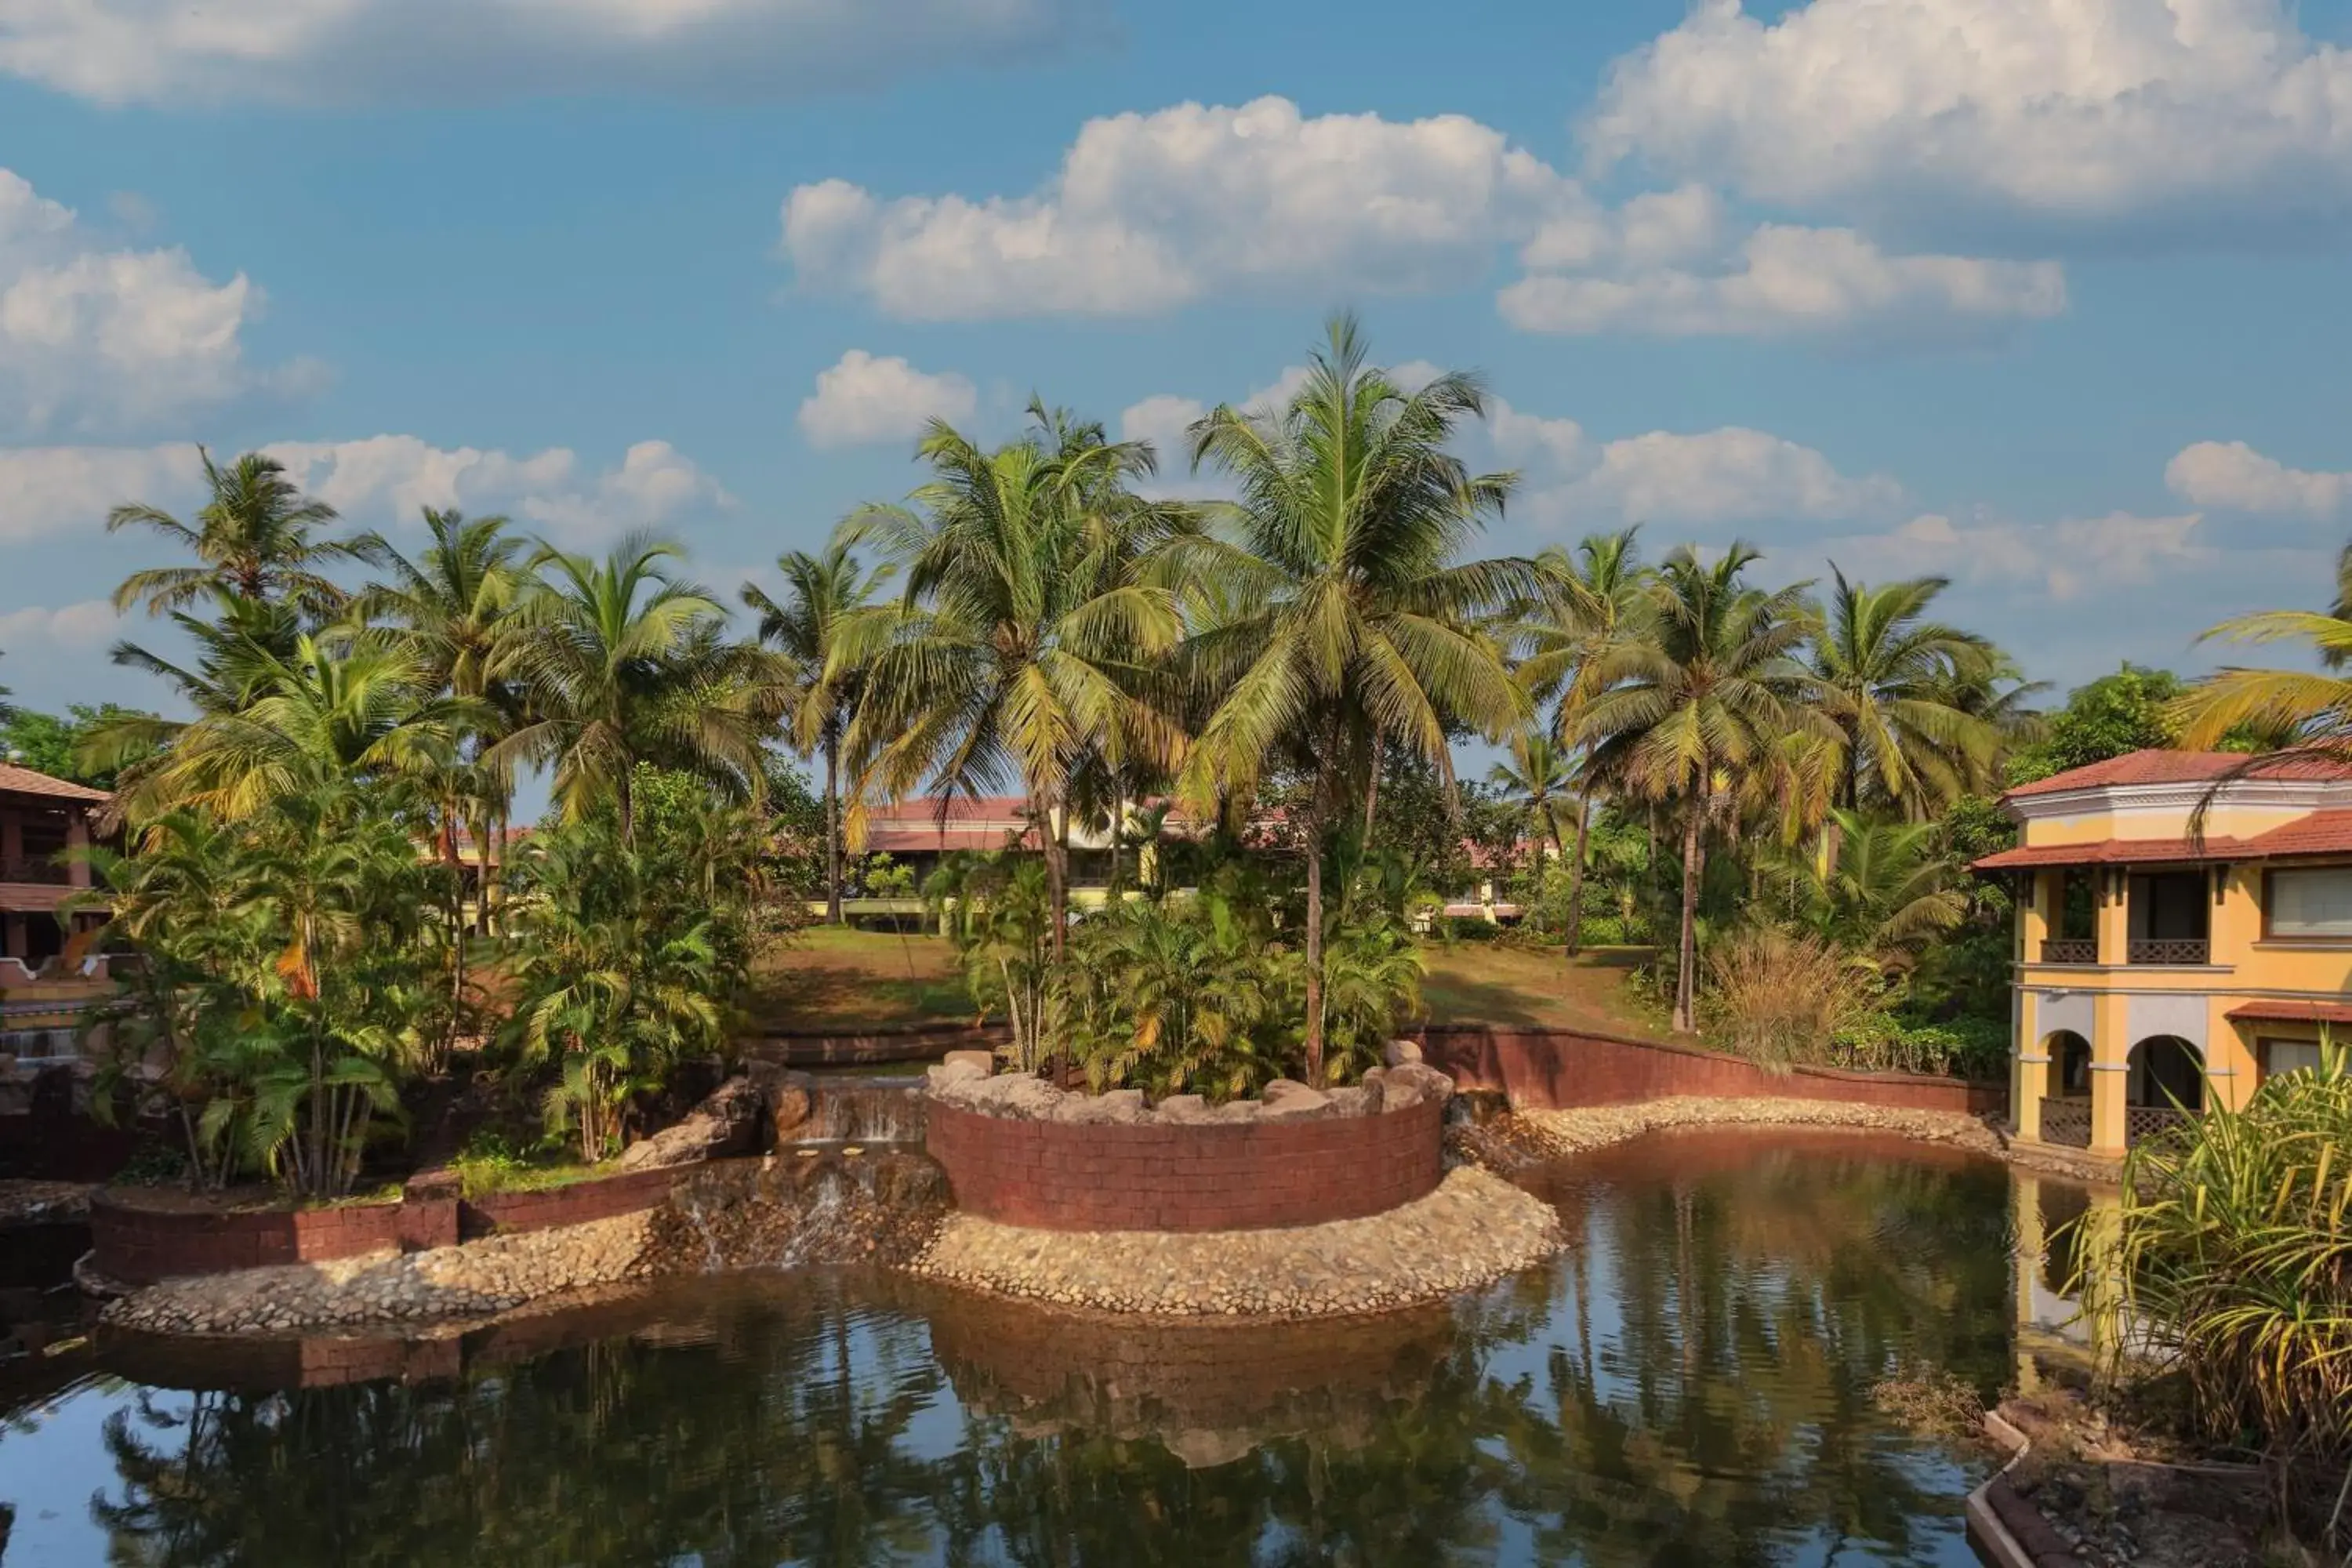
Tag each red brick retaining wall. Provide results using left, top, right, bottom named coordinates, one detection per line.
left=90, top=1196, right=408, bottom=1287
left=1412, top=1024, right=2005, bottom=1117
left=925, top=1097, right=1445, bottom=1233
left=89, top=1167, right=683, bottom=1286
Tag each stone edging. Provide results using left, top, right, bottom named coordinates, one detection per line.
left=1495, top=1095, right=2012, bottom=1161
left=905, top=1165, right=1562, bottom=1319
left=1967, top=1410, right=2087, bottom=1568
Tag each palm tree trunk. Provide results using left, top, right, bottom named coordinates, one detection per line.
left=1566, top=789, right=1592, bottom=959
left=823, top=740, right=843, bottom=926
left=1108, top=783, right=1123, bottom=895
left=442, top=804, right=466, bottom=1042
left=1674, top=794, right=1704, bottom=1033
left=1304, top=796, right=1326, bottom=1084
left=1036, top=791, right=1069, bottom=960
left=616, top=766, right=635, bottom=848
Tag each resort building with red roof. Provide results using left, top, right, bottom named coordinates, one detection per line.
left=1974, top=748, right=2352, bottom=1160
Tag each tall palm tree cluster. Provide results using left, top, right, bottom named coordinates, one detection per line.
left=81, top=462, right=796, bottom=1191
left=80, top=314, right=2054, bottom=1185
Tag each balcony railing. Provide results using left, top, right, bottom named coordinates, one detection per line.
left=2039, top=1098, right=2091, bottom=1147
left=2038, top=938, right=2097, bottom=964
left=2127, top=938, right=2209, bottom=965
left=0, top=857, right=69, bottom=886
left=2037, top=1098, right=2191, bottom=1149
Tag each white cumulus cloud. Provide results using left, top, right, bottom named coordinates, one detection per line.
left=1586, top=0, right=2352, bottom=235
left=0, top=599, right=121, bottom=652
left=1823, top=508, right=2211, bottom=601
left=1501, top=225, right=2066, bottom=340
left=2165, top=440, right=2351, bottom=518
left=264, top=436, right=732, bottom=546
left=782, top=96, right=1577, bottom=319
left=0, top=442, right=205, bottom=542
left=797, top=350, right=978, bottom=449
left=0, top=0, right=1100, bottom=107
left=1486, top=398, right=1907, bottom=532
left=0, top=169, right=296, bottom=438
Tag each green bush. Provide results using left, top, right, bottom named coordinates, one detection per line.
left=2094, top=1040, right=2352, bottom=1483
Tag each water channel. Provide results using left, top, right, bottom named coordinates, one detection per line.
left=0, top=1128, right=2101, bottom=1566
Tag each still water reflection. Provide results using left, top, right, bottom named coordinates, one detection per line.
left=1, top=1131, right=2045, bottom=1566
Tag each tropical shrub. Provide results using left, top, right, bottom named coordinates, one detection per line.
left=2100, top=1041, right=2352, bottom=1486
left=499, top=821, right=731, bottom=1161
left=1065, top=884, right=1294, bottom=1101
left=926, top=852, right=1058, bottom=1069
left=1700, top=927, right=1868, bottom=1073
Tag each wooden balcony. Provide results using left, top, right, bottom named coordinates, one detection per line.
left=2038, top=938, right=2097, bottom=964
left=2126, top=938, right=2209, bottom=965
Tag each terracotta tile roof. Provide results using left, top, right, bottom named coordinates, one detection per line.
left=2234, top=809, right=2352, bottom=858
left=2005, top=749, right=2352, bottom=800
left=2225, top=1000, right=2352, bottom=1027
left=1970, top=808, right=2352, bottom=872
left=0, top=763, right=109, bottom=805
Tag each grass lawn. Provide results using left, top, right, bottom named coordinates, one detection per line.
left=1417, top=942, right=1670, bottom=1039
left=750, top=922, right=1664, bottom=1040
left=747, top=925, right=976, bottom=1032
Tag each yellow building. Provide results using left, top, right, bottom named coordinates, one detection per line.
left=1976, top=748, right=2352, bottom=1162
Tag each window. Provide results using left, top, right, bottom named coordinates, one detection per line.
left=2260, top=1039, right=2343, bottom=1080
left=2265, top=867, right=2352, bottom=938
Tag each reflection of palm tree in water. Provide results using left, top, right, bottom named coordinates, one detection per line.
left=81, top=1150, right=2020, bottom=1566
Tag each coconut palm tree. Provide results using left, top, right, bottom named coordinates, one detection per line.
left=1514, top=528, right=1649, bottom=955
left=1576, top=543, right=1823, bottom=1033
left=492, top=534, right=768, bottom=844
left=107, top=448, right=361, bottom=619
left=742, top=537, right=894, bottom=925
left=841, top=407, right=1187, bottom=956
left=1809, top=568, right=2000, bottom=818
left=1487, top=729, right=1571, bottom=865
left=1178, top=314, right=1533, bottom=1080
left=2177, top=596, right=2352, bottom=757
left=125, top=633, right=476, bottom=823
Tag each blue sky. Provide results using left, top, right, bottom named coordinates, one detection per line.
left=4, top=0, right=2352, bottom=726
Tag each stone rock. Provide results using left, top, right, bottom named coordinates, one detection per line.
left=1209, top=1099, right=1262, bottom=1123
left=1382, top=1039, right=1424, bottom=1067
left=1375, top=1062, right=1455, bottom=1112
left=1258, top=1080, right=1333, bottom=1120
left=1053, top=1089, right=1149, bottom=1124
left=746, top=1062, right=814, bottom=1142
left=958, top=1073, right=1065, bottom=1120
left=1154, top=1094, right=1214, bottom=1123
left=942, top=1050, right=996, bottom=1076
left=1325, top=1084, right=1381, bottom=1118
left=618, top=1075, right=763, bottom=1170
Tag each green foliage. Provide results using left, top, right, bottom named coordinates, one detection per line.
left=500, top=818, right=735, bottom=1161
left=925, top=852, right=1058, bottom=1069
left=2096, top=1039, right=2352, bottom=1475
left=0, top=702, right=157, bottom=788
left=1831, top=1011, right=2009, bottom=1080
left=81, top=784, right=440, bottom=1199
left=2007, top=664, right=2184, bottom=784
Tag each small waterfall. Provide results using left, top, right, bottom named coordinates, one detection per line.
left=796, top=1075, right=928, bottom=1146
left=779, top=1167, right=854, bottom=1266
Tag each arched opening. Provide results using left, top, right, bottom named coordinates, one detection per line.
left=2129, top=1035, right=2204, bottom=1113
left=2045, top=1031, right=2091, bottom=1096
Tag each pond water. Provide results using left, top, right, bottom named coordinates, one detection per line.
left=0, top=1131, right=2064, bottom=1566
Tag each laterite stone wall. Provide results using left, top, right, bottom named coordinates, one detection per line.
left=1411, top=1024, right=2005, bottom=1116
left=925, top=1097, right=1445, bottom=1233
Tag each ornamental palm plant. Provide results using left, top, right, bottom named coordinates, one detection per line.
left=1513, top=528, right=1650, bottom=955
left=348, top=506, right=532, bottom=951
left=1575, top=543, right=1824, bottom=1033
left=108, top=448, right=362, bottom=619
left=742, top=536, right=894, bottom=924
left=1809, top=569, right=2001, bottom=818
left=1487, top=729, right=1572, bottom=862
left=841, top=406, right=1189, bottom=956
left=1179, top=314, right=1532, bottom=1080
left=492, top=534, right=769, bottom=844
left=135, top=633, right=477, bottom=823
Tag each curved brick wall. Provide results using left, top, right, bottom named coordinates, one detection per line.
left=1413, top=1024, right=2005, bottom=1116
left=91, top=1196, right=408, bottom=1287
left=925, top=1097, right=1445, bottom=1233
left=89, top=1167, right=681, bottom=1287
